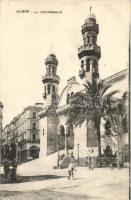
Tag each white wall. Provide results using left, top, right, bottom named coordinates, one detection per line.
left=39, top=116, right=47, bottom=157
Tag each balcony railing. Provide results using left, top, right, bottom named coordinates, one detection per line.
left=42, top=74, right=60, bottom=83
left=82, top=23, right=99, bottom=34
left=78, top=44, right=100, bottom=54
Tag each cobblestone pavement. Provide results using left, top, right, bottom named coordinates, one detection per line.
left=0, top=167, right=129, bottom=200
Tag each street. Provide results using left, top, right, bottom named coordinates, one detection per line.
left=0, top=166, right=129, bottom=200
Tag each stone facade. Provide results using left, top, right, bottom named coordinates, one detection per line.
left=39, top=13, right=128, bottom=166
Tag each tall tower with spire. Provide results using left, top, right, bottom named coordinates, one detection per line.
left=78, top=8, right=101, bottom=82
left=42, top=54, right=60, bottom=108
left=39, top=53, right=60, bottom=157
left=0, top=102, right=3, bottom=163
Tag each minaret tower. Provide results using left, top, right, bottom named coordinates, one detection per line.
left=42, top=54, right=60, bottom=108
left=0, top=102, right=3, bottom=163
left=78, top=8, right=101, bottom=82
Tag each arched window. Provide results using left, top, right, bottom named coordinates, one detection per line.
left=59, top=125, right=65, bottom=150
left=48, top=85, right=50, bottom=94
left=71, top=92, right=74, bottom=96
left=66, top=94, right=70, bottom=105
left=81, top=60, right=84, bottom=68
left=83, top=37, right=86, bottom=46
left=93, top=60, right=98, bottom=72
left=93, top=36, right=96, bottom=44
left=48, top=68, right=51, bottom=74
left=87, top=36, right=90, bottom=44
left=86, top=59, right=90, bottom=72
left=53, top=85, right=55, bottom=93
left=52, top=67, right=55, bottom=74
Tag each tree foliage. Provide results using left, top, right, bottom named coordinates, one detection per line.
left=67, top=79, right=119, bottom=156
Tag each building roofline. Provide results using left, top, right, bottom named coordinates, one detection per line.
left=103, top=69, right=128, bottom=85
left=3, top=104, right=43, bottom=129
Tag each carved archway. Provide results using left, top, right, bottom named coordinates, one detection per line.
left=59, top=125, right=65, bottom=150
left=66, top=124, right=74, bottom=149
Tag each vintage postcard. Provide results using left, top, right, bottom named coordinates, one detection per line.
left=0, top=0, right=130, bottom=199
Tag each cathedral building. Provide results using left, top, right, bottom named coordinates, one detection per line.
left=39, top=12, right=128, bottom=166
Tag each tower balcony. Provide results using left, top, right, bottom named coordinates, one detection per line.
left=82, top=23, right=99, bottom=34
left=78, top=44, right=101, bottom=59
left=42, top=74, right=60, bottom=84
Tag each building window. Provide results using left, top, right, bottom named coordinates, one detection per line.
left=48, top=85, right=50, bottom=94
left=93, top=36, right=96, bottom=44
left=81, top=60, right=84, bottom=68
left=33, top=112, right=36, bottom=119
left=93, top=60, right=97, bottom=71
left=86, top=59, right=90, bottom=72
left=32, top=123, right=36, bottom=130
left=66, top=94, right=70, bottom=105
left=33, top=134, right=36, bottom=140
left=71, top=92, right=74, bottom=96
left=53, top=85, right=55, bottom=93
left=83, top=37, right=86, bottom=46
left=87, top=36, right=90, bottom=44
left=52, top=68, right=55, bottom=74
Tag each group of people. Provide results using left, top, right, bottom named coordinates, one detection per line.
left=2, top=158, right=17, bottom=183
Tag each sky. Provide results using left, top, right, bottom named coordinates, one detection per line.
left=0, top=0, right=129, bottom=127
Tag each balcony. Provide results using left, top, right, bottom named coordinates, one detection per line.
left=78, top=44, right=101, bottom=59
left=82, top=23, right=99, bottom=34
left=42, top=74, right=60, bottom=84
left=26, top=139, right=40, bottom=144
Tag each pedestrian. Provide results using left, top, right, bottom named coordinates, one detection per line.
left=10, top=166, right=17, bottom=183
left=3, top=158, right=10, bottom=183
left=88, top=156, right=92, bottom=169
left=68, top=159, right=76, bottom=180
left=88, top=148, right=95, bottom=170
left=10, top=159, right=17, bottom=183
left=90, top=149, right=95, bottom=170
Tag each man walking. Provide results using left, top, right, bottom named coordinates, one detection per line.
left=68, top=159, right=76, bottom=180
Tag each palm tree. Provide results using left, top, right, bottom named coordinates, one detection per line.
left=67, top=79, right=119, bottom=159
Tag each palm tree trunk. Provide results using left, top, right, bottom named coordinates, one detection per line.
left=97, top=123, right=101, bottom=157
left=95, top=117, right=101, bottom=166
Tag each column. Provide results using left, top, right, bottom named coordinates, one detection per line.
left=65, top=131, right=68, bottom=156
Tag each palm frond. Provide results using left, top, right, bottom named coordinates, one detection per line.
left=104, top=90, right=119, bottom=99
left=97, top=80, right=104, bottom=91
left=84, top=83, right=93, bottom=96
left=100, top=84, right=112, bottom=97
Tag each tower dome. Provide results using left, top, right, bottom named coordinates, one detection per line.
left=87, top=13, right=96, bottom=20
left=45, top=54, right=58, bottom=65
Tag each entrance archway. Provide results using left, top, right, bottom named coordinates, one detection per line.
left=66, top=124, right=74, bottom=149
left=30, top=146, right=40, bottom=159
left=59, top=125, right=65, bottom=150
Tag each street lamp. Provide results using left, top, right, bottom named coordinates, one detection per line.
left=77, top=143, right=80, bottom=166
